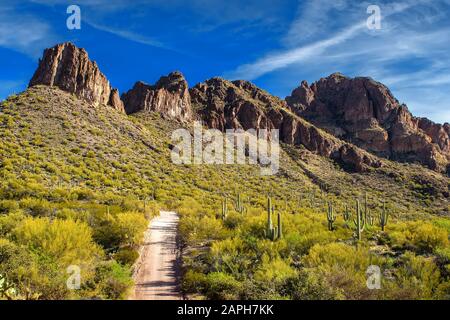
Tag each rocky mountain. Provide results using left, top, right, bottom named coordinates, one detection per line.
left=29, top=42, right=125, bottom=112
left=26, top=43, right=450, bottom=175
left=122, top=71, right=192, bottom=121
left=190, top=78, right=381, bottom=172
left=286, top=73, right=450, bottom=174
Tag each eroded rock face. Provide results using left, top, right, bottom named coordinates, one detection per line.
left=286, top=73, right=450, bottom=172
left=190, top=77, right=381, bottom=172
left=122, top=71, right=192, bottom=121
left=29, top=42, right=125, bottom=112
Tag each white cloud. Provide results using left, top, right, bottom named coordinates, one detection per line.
left=84, top=20, right=165, bottom=48
left=226, top=1, right=423, bottom=80
left=0, top=6, right=57, bottom=58
left=225, top=21, right=366, bottom=80
left=282, top=0, right=350, bottom=47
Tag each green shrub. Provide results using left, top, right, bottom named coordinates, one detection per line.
left=94, top=261, right=133, bottom=299
left=204, top=272, right=242, bottom=300
left=391, top=252, right=441, bottom=299
left=301, top=243, right=383, bottom=300
left=13, top=217, right=102, bottom=267
left=388, top=222, right=449, bottom=253
left=114, top=247, right=139, bottom=266
left=182, top=270, right=207, bottom=294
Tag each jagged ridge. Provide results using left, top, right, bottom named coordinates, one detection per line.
left=27, top=43, right=450, bottom=175
left=286, top=73, right=450, bottom=174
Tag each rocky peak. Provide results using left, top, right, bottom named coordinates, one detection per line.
left=286, top=73, right=450, bottom=173
left=191, top=77, right=381, bottom=172
left=29, top=42, right=125, bottom=112
left=122, top=71, right=192, bottom=121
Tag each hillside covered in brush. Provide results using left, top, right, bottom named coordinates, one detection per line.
left=1, top=43, right=450, bottom=300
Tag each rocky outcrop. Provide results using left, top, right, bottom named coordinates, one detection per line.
left=122, top=71, right=192, bottom=121
left=286, top=73, right=450, bottom=172
left=191, top=77, right=381, bottom=172
left=29, top=42, right=124, bottom=112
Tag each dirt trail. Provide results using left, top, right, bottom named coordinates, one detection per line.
left=131, top=211, right=182, bottom=300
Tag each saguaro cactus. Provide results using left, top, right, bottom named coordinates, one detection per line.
left=266, top=197, right=273, bottom=237
left=235, top=193, right=245, bottom=214
left=343, top=204, right=351, bottom=222
left=379, top=201, right=389, bottom=231
left=327, top=202, right=337, bottom=231
left=265, top=197, right=282, bottom=241
left=353, top=199, right=366, bottom=240
left=221, top=198, right=228, bottom=221
left=277, top=212, right=283, bottom=239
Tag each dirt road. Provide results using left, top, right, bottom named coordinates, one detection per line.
left=131, top=211, right=182, bottom=300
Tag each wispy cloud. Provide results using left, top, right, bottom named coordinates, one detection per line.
left=0, top=6, right=57, bottom=58
left=226, top=21, right=367, bottom=80
left=84, top=20, right=166, bottom=48
left=225, top=1, right=420, bottom=80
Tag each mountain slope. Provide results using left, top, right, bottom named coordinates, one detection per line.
left=1, top=85, right=450, bottom=300
left=286, top=73, right=450, bottom=174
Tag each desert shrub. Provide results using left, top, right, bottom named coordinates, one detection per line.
left=223, top=212, right=244, bottom=230
left=0, top=238, right=69, bottom=300
left=143, top=200, right=160, bottom=219
left=182, top=270, right=207, bottom=294
left=390, top=251, right=441, bottom=299
left=208, top=237, right=252, bottom=276
left=69, top=187, right=96, bottom=201
left=47, top=187, right=70, bottom=202
left=93, top=211, right=147, bottom=250
left=114, top=247, right=139, bottom=266
left=19, top=198, right=53, bottom=216
left=435, top=247, right=450, bottom=264
left=388, top=221, right=449, bottom=253
left=0, top=200, right=19, bottom=214
left=301, top=242, right=384, bottom=300
left=203, top=272, right=242, bottom=300
left=13, top=217, right=101, bottom=267
left=114, top=212, right=147, bottom=247
left=283, top=270, right=343, bottom=300
left=93, top=261, right=133, bottom=300
left=179, top=214, right=228, bottom=245
left=433, top=218, right=450, bottom=234
left=253, top=255, right=297, bottom=283
left=0, top=210, right=25, bottom=236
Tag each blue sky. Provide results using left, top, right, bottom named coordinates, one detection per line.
left=1, top=0, right=450, bottom=123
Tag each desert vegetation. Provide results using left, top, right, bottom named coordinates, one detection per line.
left=1, top=87, right=450, bottom=300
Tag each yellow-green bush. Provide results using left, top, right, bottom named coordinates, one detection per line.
left=13, top=217, right=101, bottom=267
left=388, top=221, right=449, bottom=253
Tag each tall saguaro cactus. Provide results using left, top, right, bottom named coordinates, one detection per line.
left=379, top=200, right=389, bottom=231
left=353, top=199, right=366, bottom=240
left=277, top=212, right=283, bottom=239
left=343, top=204, right=351, bottom=222
left=266, top=197, right=273, bottom=237
left=235, top=193, right=245, bottom=214
left=327, top=202, right=337, bottom=231
left=221, top=197, right=228, bottom=221
left=265, top=197, right=282, bottom=241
